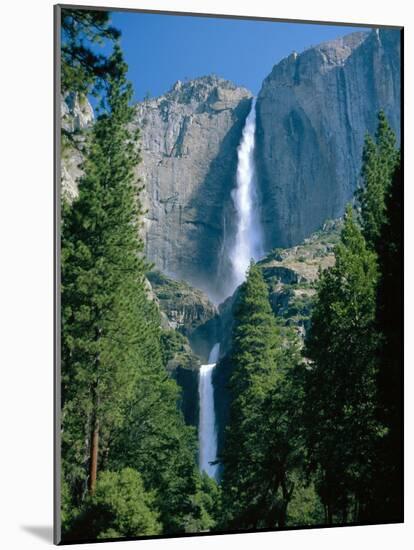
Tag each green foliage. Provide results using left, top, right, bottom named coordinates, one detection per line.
left=220, top=263, right=304, bottom=529
left=300, top=112, right=401, bottom=526
left=66, top=469, right=161, bottom=541
left=61, top=8, right=121, bottom=98
left=60, top=32, right=401, bottom=537
left=183, top=473, right=222, bottom=532
left=357, top=111, right=399, bottom=248
left=61, top=474, right=78, bottom=534
left=286, top=478, right=324, bottom=527
left=160, top=329, right=189, bottom=365
left=354, top=113, right=402, bottom=522
left=370, top=158, right=403, bottom=521
left=61, top=44, right=145, bottom=506
left=199, top=474, right=222, bottom=527
left=304, top=206, right=380, bottom=523
left=60, top=9, right=123, bottom=151
left=107, top=369, right=201, bottom=534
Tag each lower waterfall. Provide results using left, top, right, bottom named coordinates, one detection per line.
left=198, top=343, right=220, bottom=479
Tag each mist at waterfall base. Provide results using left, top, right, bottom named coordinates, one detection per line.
left=198, top=100, right=265, bottom=479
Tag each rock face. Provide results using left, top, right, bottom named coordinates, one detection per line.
left=61, top=93, right=94, bottom=200
left=147, top=270, right=217, bottom=338
left=133, top=76, right=252, bottom=301
left=216, top=219, right=340, bottom=357
left=61, top=92, right=94, bottom=133
left=255, top=29, right=401, bottom=250
left=147, top=269, right=221, bottom=362
left=161, top=329, right=201, bottom=427
left=147, top=270, right=221, bottom=425
left=259, top=219, right=340, bottom=335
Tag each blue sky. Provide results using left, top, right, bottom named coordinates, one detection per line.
left=101, top=11, right=374, bottom=101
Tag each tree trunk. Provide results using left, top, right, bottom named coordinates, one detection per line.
left=279, top=478, right=294, bottom=528
left=88, top=416, right=99, bottom=494
left=278, top=503, right=287, bottom=528
left=327, top=503, right=333, bottom=524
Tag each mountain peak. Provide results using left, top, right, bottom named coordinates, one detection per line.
left=309, top=30, right=369, bottom=64
left=163, top=75, right=252, bottom=105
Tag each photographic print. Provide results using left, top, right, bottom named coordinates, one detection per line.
left=55, top=4, right=403, bottom=544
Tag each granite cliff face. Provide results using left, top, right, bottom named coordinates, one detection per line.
left=132, top=76, right=252, bottom=301
left=255, top=29, right=401, bottom=250
left=61, top=93, right=94, bottom=200
left=147, top=270, right=217, bottom=339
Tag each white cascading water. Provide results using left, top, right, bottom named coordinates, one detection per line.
left=198, top=99, right=264, bottom=479
left=229, top=98, right=264, bottom=290
left=198, top=343, right=220, bottom=479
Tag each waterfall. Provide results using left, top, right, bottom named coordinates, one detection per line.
left=198, top=100, right=265, bottom=479
left=198, top=343, right=220, bottom=479
left=229, top=98, right=264, bottom=290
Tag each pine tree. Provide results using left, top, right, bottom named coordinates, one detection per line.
left=220, top=263, right=302, bottom=529
left=60, top=8, right=123, bottom=151
left=355, top=112, right=401, bottom=521
left=61, top=8, right=121, bottom=97
left=371, top=158, right=403, bottom=522
left=67, top=468, right=162, bottom=541
left=61, top=44, right=147, bottom=501
left=106, top=346, right=202, bottom=534
left=357, top=111, right=398, bottom=249
left=256, top=330, right=304, bottom=529
left=304, top=206, right=379, bottom=523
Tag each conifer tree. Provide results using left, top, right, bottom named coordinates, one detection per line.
left=61, top=44, right=147, bottom=499
left=355, top=112, right=401, bottom=521
left=106, top=344, right=202, bottom=534
left=220, top=263, right=302, bottom=529
left=61, top=8, right=121, bottom=97
left=60, top=8, right=123, bottom=151
left=304, top=206, right=379, bottom=523
left=67, top=469, right=162, bottom=541
left=254, top=329, right=304, bottom=529
left=371, top=158, right=403, bottom=522
left=357, top=111, right=399, bottom=248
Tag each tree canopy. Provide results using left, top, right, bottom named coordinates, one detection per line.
left=61, top=8, right=121, bottom=98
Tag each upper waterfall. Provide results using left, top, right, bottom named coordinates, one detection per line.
left=229, top=98, right=264, bottom=292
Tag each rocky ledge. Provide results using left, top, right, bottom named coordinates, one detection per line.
left=259, top=219, right=341, bottom=336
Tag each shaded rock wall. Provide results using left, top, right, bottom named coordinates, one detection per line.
left=255, top=29, right=401, bottom=250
